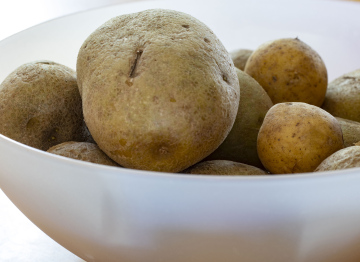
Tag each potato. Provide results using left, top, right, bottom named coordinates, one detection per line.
left=206, top=68, right=273, bottom=168
left=335, top=117, right=360, bottom=147
left=230, top=49, right=253, bottom=71
left=47, top=141, right=119, bottom=166
left=257, top=102, right=344, bottom=174
left=77, top=9, right=240, bottom=172
left=244, top=38, right=328, bottom=106
left=183, top=160, right=268, bottom=175
left=321, top=69, right=360, bottom=122
left=0, top=61, right=87, bottom=151
left=315, top=145, right=360, bottom=172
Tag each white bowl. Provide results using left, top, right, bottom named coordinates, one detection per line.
left=1, top=1, right=360, bottom=261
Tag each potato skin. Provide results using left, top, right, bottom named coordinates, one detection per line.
left=322, top=69, right=360, bottom=122
left=0, top=61, right=86, bottom=151
left=47, top=141, right=119, bottom=167
left=77, top=9, right=240, bottom=172
left=230, top=49, right=253, bottom=71
left=336, top=117, right=360, bottom=148
left=257, top=102, right=344, bottom=174
left=206, top=68, right=273, bottom=168
left=183, top=160, right=268, bottom=176
left=315, top=146, right=360, bottom=172
left=244, top=38, right=328, bottom=106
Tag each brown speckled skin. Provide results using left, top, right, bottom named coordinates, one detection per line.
left=230, top=49, right=253, bottom=71
left=77, top=9, right=240, bottom=172
left=244, top=38, right=328, bottom=106
left=257, top=102, right=344, bottom=174
left=0, top=61, right=86, bottom=151
left=183, top=160, right=268, bottom=176
left=206, top=68, right=273, bottom=168
left=322, top=69, right=360, bottom=122
left=47, top=141, right=119, bottom=167
left=315, top=146, right=360, bottom=172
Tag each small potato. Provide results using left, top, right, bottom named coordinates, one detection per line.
left=257, top=102, right=344, bottom=174
left=47, top=141, right=119, bottom=167
left=0, top=61, right=87, bottom=151
left=206, top=68, right=273, bottom=168
left=322, top=69, right=360, bottom=122
left=244, top=38, right=328, bottom=106
left=230, top=49, right=253, bottom=71
left=335, top=117, right=360, bottom=147
left=183, top=160, right=268, bottom=175
left=315, top=145, right=360, bottom=172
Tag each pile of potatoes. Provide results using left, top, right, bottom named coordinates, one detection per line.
left=1, top=9, right=360, bottom=176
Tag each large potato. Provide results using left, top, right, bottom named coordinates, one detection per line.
left=244, top=38, right=328, bottom=106
left=77, top=9, right=240, bottom=172
left=0, top=61, right=86, bottom=151
left=322, top=69, right=360, bottom=122
left=206, top=68, right=273, bottom=168
left=257, top=102, right=344, bottom=174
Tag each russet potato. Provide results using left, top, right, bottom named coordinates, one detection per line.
left=77, top=9, right=240, bottom=172
left=315, top=145, right=360, bottom=172
left=206, top=68, right=273, bottom=168
left=322, top=69, right=360, bottom=122
left=183, top=160, right=268, bottom=175
left=47, top=141, right=119, bottom=167
left=230, top=49, right=253, bottom=71
left=335, top=117, right=360, bottom=148
left=0, top=61, right=87, bottom=151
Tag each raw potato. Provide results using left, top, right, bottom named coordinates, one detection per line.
left=335, top=117, right=360, bottom=147
left=206, top=68, right=273, bottom=168
left=322, top=69, right=360, bottom=122
left=257, top=102, right=344, bottom=174
left=315, top=145, right=360, bottom=172
left=0, top=61, right=87, bottom=151
left=183, top=160, right=268, bottom=175
left=230, top=49, right=253, bottom=70
left=47, top=141, right=119, bottom=167
left=244, top=38, right=328, bottom=106
left=77, top=9, right=240, bottom=172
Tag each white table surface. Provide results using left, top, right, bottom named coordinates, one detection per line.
left=0, top=0, right=358, bottom=261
